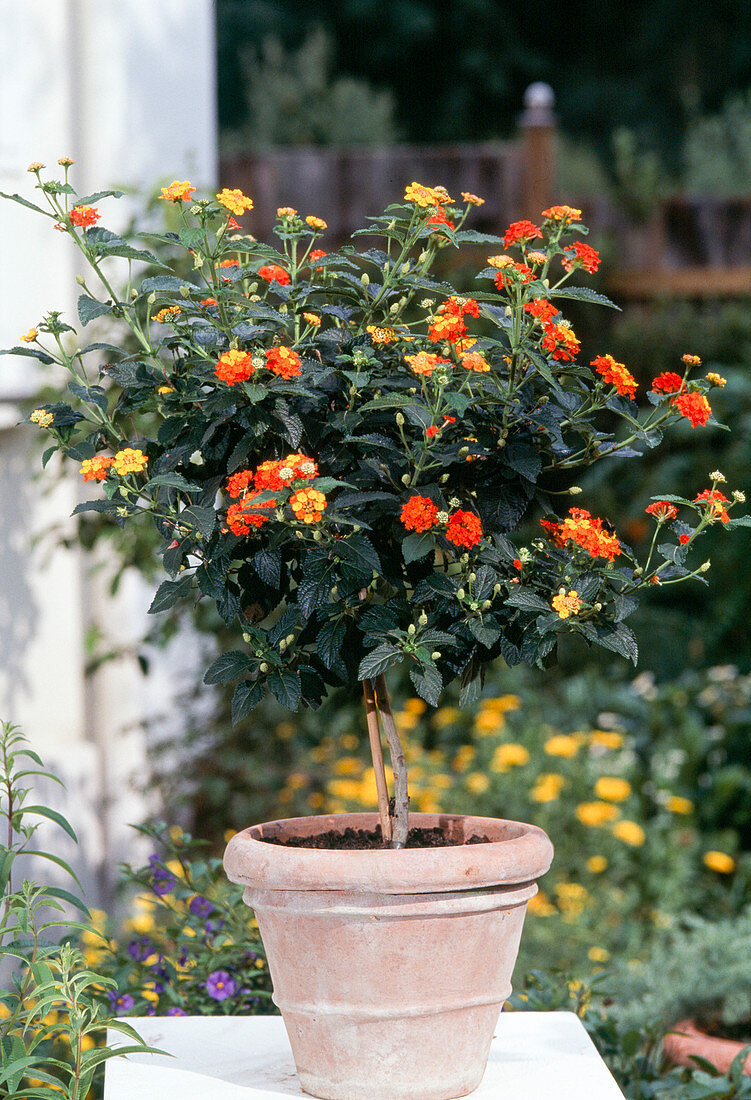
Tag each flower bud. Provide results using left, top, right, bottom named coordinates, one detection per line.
left=249, top=284, right=259, bottom=295
left=401, top=473, right=411, bottom=484
left=361, top=273, right=370, bottom=286
left=147, top=292, right=156, bottom=305
left=460, top=554, right=469, bottom=564
left=569, top=486, right=583, bottom=495
left=242, top=632, right=251, bottom=642
left=418, top=611, right=428, bottom=625
left=493, top=583, right=502, bottom=595
left=189, top=449, right=204, bottom=465
left=180, top=285, right=191, bottom=298
left=418, top=251, right=430, bottom=263
left=313, top=529, right=322, bottom=541
left=279, top=639, right=287, bottom=652
left=594, top=602, right=603, bottom=611
left=440, top=474, right=449, bottom=483
left=700, top=560, right=711, bottom=573
left=396, top=412, right=405, bottom=426
left=407, top=624, right=416, bottom=635
left=75, top=274, right=85, bottom=286
left=259, top=661, right=269, bottom=673
left=482, top=600, right=492, bottom=610
left=469, top=572, right=476, bottom=583
left=431, top=651, right=441, bottom=660
left=456, top=588, right=465, bottom=600
left=389, top=301, right=400, bottom=313
left=400, top=263, right=410, bottom=274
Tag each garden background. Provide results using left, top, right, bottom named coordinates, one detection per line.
left=2, top=1, right=751, bottom=1096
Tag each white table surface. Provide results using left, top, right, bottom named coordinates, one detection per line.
left=105, top=1012, right=625, bottom=1099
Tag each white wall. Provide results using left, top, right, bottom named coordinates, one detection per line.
left=0, top=0, right=217, bottom=904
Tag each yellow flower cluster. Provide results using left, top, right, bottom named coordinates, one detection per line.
left=113, top=447, right=148, bottom=475
left=216, top=188, right=254, bottom=215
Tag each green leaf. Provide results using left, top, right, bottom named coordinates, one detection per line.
left=596, top=624, right=638, bottom=664
left=76, top=189, right=125, bottom=205
left=19, top=806, right=77, bottom=841
left=357, top=394, right=422, bottom=412
left=268, top=669, right=302, bottom=710
left=180, top=505, right=216, bottom=540
left=23, top=850, right=84, bottom=891
left=232, top=680, right=265, bottom=723
left=0, top=345, right=55, bottom=365
left=204, top=650, right=251, bottom=685
left=145, top=472, right=202, bottom=492
left=42, top=885, right=90, bottom=916
left=454, top=230, right=504, bottom=244
left=402, top=531, right=434, bottom=563
left=504, top=587, right=551, bottom=612
left=316, top=619, right=347, bottom=671
left=0, top=190, right=53, bottom=216
left=549, top=286, right=621, bottom=310
left=77, top=294, right=112, bottom=325
left=410, top=663, right=442, bottom=706
left=358, top=643, right=401, bottom=681
left=148, top=575, right=193, bottom=614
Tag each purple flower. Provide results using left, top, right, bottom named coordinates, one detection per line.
left=189, top=895, right=214, bottom=918
left=127, top=937, right=153, bottom=962
left=206, top=970, right=237, bottom=1001
left=177, top=946, right=191, bottom=967
left=108, top=991, right=135, bottom=1013
left=166, top=1006, right=187, bottom=1016
left=148, top=854, right=176, bottom=897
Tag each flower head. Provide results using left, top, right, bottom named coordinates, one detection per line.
left=30, top=408, right=53, bottom=428
left=672, top=391, right=711, bottom=427
left=266, top=345, right=302, bottom=379
left=404, top=182, right=448, bottom=208
left=215, top=349, right=255, bottom=386
left=461, top=191, right=484, bottom=205
left=681, top=353, right=701, bottom=366
left=445, top=510, right=483, bottom=549
left=216, top=188, right=254, bottom=216
left=694, top=488, right=730, bottom=523
left=591, top=354, right=638, bottom=398
left=80, top=455, right=114, bottom=482
left=594, top=776, right=631, bottom=802
left=503, top=220, right=543, bottom=248
left=542, top=205, right=582, bottom=224
left=541, top=322, right=580, bottom=362
left=258, top=264, right=290, bottom=285
left=400, top=496, right=439, bottom=533
left=161, top=180, right=195, bottom=203
left=562, top=241, right=600, bottom=273
left=706, top=371, right=726, bottom=387
left=645, top=501, right=678, bottom=522
left=227, top=493, right=275, bottom=535
left=305, top=215, right=327, bottom=230
left=113, top=448, right=148, bottom=476
left=651, top=371, right=684, bottom=394
left=551, top=589, right=581, bottom=619
left=576, top=801, right=619, bottom=826
left=70, top=205, right=100, bottom=228
left=612, top=820, right=645, bottom=846
left=289, top=488, right=327, bottom=524
left=206, top=970, right=237, bottom=1001
left=405, top=351, right=450, bottom=378
left=703, top=850, right=735, bottom=874
left=20, top=328, right=38, bottom=343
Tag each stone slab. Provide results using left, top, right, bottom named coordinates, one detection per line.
left=105, top=1011, right=626, bottom=1098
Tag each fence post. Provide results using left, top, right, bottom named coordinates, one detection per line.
left=519, top=82, right=557, bottom=217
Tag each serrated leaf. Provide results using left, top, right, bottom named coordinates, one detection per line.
left=504, top=587, right=551, bottom=612
left=148, top=575, right=192, bottom=614
left=180, top=505, right=216, bottom=540
left=204, top=650, right=251, bottom=685
left=268, top=669, right=302, bottom=710
left=232, top=680, right=265, bottom=723
left=316, top=619, right=347, bottom=671
left=596, top=625, right=638, bottom=663
left=145, top=472, right=201, bottom=492
left=410, top=663, right=442, bottom=706
left=549, top=285, right=621, bottom=310
left=358, top=643, right=401, bottom=681
left=402, top=531, right=434, bottom=563
left=252, top=548, right=282, bottom=588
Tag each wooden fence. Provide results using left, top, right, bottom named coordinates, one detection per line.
left=219, top=84, right=751, bottom=299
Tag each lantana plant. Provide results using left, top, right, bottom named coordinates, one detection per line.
left=3, top=165, right=747, bottom=847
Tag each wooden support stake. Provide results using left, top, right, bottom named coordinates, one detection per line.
left=375, top=674, right=409, bottom=850
left=363, top=679, right=392, bottom=845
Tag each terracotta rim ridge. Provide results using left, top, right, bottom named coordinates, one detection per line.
left=224, top=812, right=554, bottom=894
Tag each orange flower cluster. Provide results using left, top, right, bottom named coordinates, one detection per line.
left=493, top=262, right=534, bottom=288
left=706, top=372, right=726, bottom=387
left=591, top=354, right=638, bottom=398
left=460, top=350, right=490, bottom=373
left=446, top=510, right=483, bottom=548
left=694, top=489, right=730, bottom=523
left=541, top=323, right=580, bottom=362
left=258, top=264, right=290, bottom=285
left=80, top=455, right=113, bottom=482
left=266, top=346, right=302, bottom=379
left=428, top=297, right=479, bottom=343
left=426, top=210, right=455, bottom=232
left=226, top=493, right=275, bottom=535
left=524, top=299, right=559, bottom=325
left=503, top=220, right=542, bottom=248
left=70, top=205, right=99, bottom=228
left=152, top=306, right=181, bottom=324
left=651, top=371, right=684, bottom=394
left=541, top=508, right=621, bottom=562
left=289, top=487, right=327, bottom=524
left=309, top=249, right=327, bottom=265
left=645, top=501, right=679, bottom=522
left=461, top=191, right=484, bottom=205
left=112, top=448, right=148, bottom=475
left=404, top=182, right=452, bottom=208
left=562, top=241, right=600, bottom=274
left=405, top=351, right=450, bottom=378
left=552, top=589, right=582, bottom=619
left=542, top=205, right=582, bottom=224
left=305, top=215, right=327, bottom=230
left=216, top=188, right=254, bottom=216
left=672, top=391, right=711, bottom=428
left=160, top=180, right=195, bottom=203
left=367, top=325, right=396, bottom=344
left=254, top=454, right=319, bottom=491
left=400, top=496, right=439, bottom=532
left=215, top=349, right=255, bottom=385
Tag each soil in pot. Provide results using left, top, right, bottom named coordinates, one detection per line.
left=263, top=825, right=492, bottom=849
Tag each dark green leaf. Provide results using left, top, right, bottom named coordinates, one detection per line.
left=402, top=531, right=434, bottom=563
left=549, top=286, right=621, bottom=310
left=410, top=663, right=442, bottom=705
left=181, top=505, right=216, bottom=540
left=145, top=472, right=201, bottom=492
left=148, top=575, right=193, bottom=614
left=268, top=669, right=302, bottom=710
left=77, top=294, right=112, bottom=325
left=20, top=805, right=77, bottom=841
left=358, top=643, right=401, bottom=681
left=232, top=680, right=265, bottom=723
left=204, top=650, right=251, bottom=685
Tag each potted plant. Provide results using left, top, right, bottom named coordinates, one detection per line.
left=3, top=165, right=746, bottom=1099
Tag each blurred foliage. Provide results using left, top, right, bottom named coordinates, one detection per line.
left=684, top=90, right=751, bottom=195
left=216, top=0, right=751, bottom=167
left=221, top=27, right=398, bottom=150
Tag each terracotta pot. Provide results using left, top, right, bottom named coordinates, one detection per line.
left=223, top=811, right=553, bottom=1100
left=663, top=1018, right=751, bottom=1077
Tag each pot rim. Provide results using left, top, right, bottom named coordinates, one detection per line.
left=223, top=811, right=553, bottom=894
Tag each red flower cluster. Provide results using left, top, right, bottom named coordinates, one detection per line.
left=503, top=220, right=542, bottom=249
left=446, top=510, right=483, bottom=548
left=70, top=205, right=100, bottom=228
left=562, top=241, right=600, bottom=274
left=258, top=264, right=291, bottom=285
left=224, top=454, right=320, bottom=535
left=671, top=392, right=711, bottom=428
left=591, top=354, right=638, bottom=398
left=226, top=493, right=275, bottom=535
left=694, top=489, right=730, bottom=523
left=541, top=323, right=580, bottom=362
left=400, top=496, right=439, bottom=532
left=651, top=372, right=684, bottom=394
left=428, top=297, right=479, bottom=344
left=493, top=262, right=534, bottom=289
left=541, top=508, right=621, bottom=562
left=645, top=501, right=679, bottom=522
left=215, top=349, right=255, bottom=385
left=426, top=210, right=455, bottom=232
left=524, top=299, right=559, bottom=325
left=266, top=346, right=302, bottom=378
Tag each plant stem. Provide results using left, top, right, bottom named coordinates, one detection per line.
left=374, top=674, right=409, bottom=849
left=362, top=680, right=392, bottom=845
